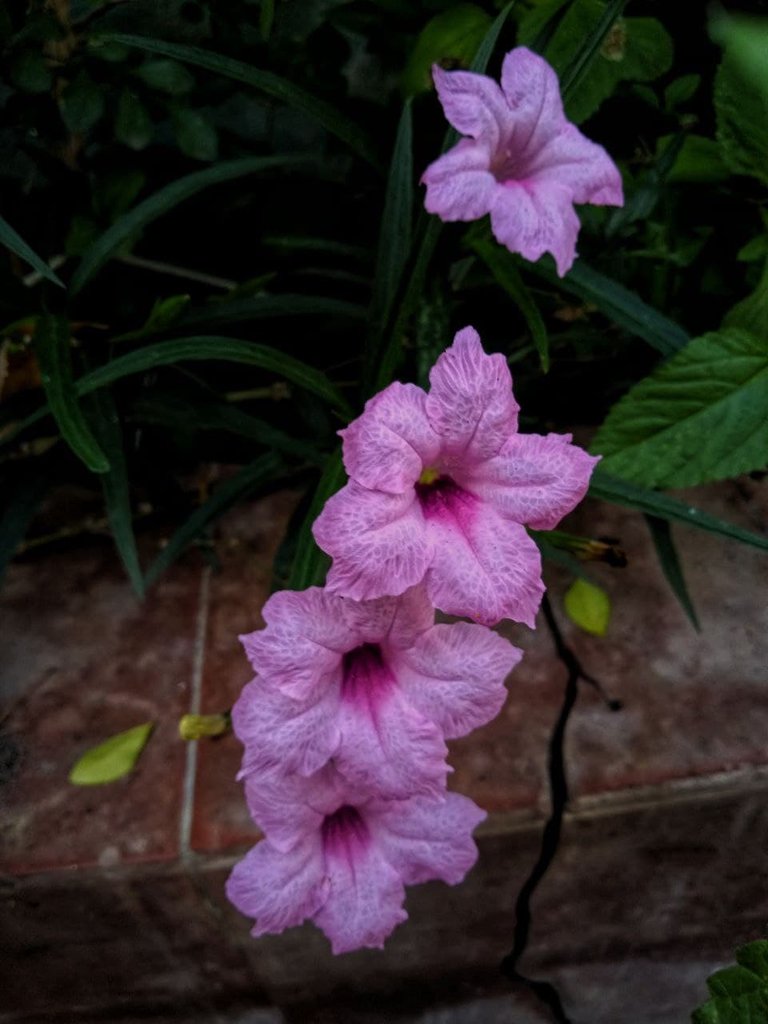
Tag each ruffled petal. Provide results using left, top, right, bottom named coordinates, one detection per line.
left=368, top=792, right=485, bottom=886
left=489, top=180, right=581, bottom=277
left=335, top=684, right=449, bottom=799
left=243, top=768, right=339, bottom=852
left=239, top=588, right=349, bottom=701
left=232, top=678, right=342, bottom=780
left=340, top=584, right=434, bottom=649
left=426, top=326, right=519, bottom=463
left=314, top=841, right=407, bottom=954
left=226, top=835, right=329, bottom=937
left=340, top=382, right=440, bottom=495
left=460, top=431, right=600, bottom=530
left=392, top=622, right=521, bottom=739
left=424, top=495, right=545, bottom=627
left=422, top=139, right=497, bottom=221
left=432, top=65, right=512, bottom=149
left=527, top=123, right=623, bottom=206
left=499, top=47, right=566, bottom=157
left=314, top=482, right=432, bottom=601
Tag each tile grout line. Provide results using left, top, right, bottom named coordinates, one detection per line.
left=179, top=564, right=212, bottom=859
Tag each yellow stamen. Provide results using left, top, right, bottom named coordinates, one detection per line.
left=418, top=466, right=441, bottom=486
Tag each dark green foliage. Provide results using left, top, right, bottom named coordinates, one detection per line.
left=2, top=0, right=768, bottom=595
left=692, top=941, right=768, bottom=1022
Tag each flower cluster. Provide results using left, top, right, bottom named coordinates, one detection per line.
left=226, top=47, right=613, bottom=954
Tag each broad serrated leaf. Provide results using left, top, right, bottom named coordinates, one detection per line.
left=529, top=258, right=689, bottom=357
left=713, top=16, right=768, bottom=186
left=593, top=329, right=768, bottom=488
left=401, top=4, right=492, bottom=96
left=470, top=237, right=549, bottom=370
left=692, top=940, right=768, bottom=1023
left=645, top=515, right=699, bottom=630
left=0, top=214, right=64, bottom=287
left=97, top=32, right=381, bottom=168
left=563, top=578, right=611, bottom=635
left=71, top=156, right=311, bottom=294
left=34, top=315, right=110, bottom=474
left=520, top=1, right=671, bottom=122
left=6, top=335, right=352, bottom=445
left=69, top=723, right=154, bottom=785
left=144, top=453, right=281, bottom=586
left=723, top=258, right=768, bottom=339
left=590, top=471, right=768, bottom=554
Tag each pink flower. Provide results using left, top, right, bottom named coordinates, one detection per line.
left=421, top=47, right=623, bottom=276
left=236, top=583, right=520, bottom=799
left=313, top=327, right=599, bottom=627
left=226, top=766, right=485, bottom=953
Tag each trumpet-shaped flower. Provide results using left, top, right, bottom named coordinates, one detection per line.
left=226, top=766, right=485, bottom=953
left=313, top=327, right=599, bottom=627
left=236, top=584, right=520, bottom=799
left=421, top=47, right=623, bottom=276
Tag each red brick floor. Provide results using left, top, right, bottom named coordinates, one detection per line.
left=1, top=475, right=767, bottom=1021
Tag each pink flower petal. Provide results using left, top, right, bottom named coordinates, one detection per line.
left=461, top=431, right=600, bottom=530
left=232, top=677, right=342, bottom=780
left=314, top=838, right=407, bottom=954
left=424, top=492, right=545, bottom=627
left=392, top=622, right=521, bottom=739
left=315, top=482, right=432, bottom=600
left=422, top=139, right=497, bottom=221
left=489, top=180, right=581, bottom=277
left=225, top=835, right=329, bottom=937
left=340, top=381, right=440, bottom=495
left=432, top=65, right=512, bottom=149
left=239, top=588, right=349, bottom=701
left=335, top=682, right=449, bottom=799
left=426, top=326, right=519, bottom=462
left=499, top=47, right=566, bottom=155
left=244, top=768, right=338, bottom=852
left=368, top=792, right=486, bottom=886
left=527, top=123, right=623, bottom=206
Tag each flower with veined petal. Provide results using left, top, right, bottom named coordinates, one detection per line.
left=236, top=583, right=520, bottom=800
left=421, top=47, right=623, bottom=276
left=226, top=766, right=485, bottom=954
left=313, top=326, right=599, bottom=627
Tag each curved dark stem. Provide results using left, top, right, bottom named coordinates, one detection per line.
left=500, top=594, right=616, bottom=1023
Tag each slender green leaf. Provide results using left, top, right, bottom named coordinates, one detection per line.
left=0, top=214, right=64, bottom=288
left=470, top=237, right=549, bottom=370
left=593, top=329, right=768, bottom=488
left=534, top=533, right=590, bottom=580
left=145, top=453, right=281, bottom=586
left=470, top=1, right=516, bottom=75
left=34, top=315, right=110, bottom=473
left=177, top=294, right=366, bottom=332
left=97, top=33, right=380, bottom=168
left=559, top=0, right=629, bottom=99
left=529, top=258, right=689, bottom=357
left=71, top=156, right=311, bottom=294
left=288, top=449, right=345, bottom=589
left=87, top=389, right=144, bottom=597
left=0, top=471, right=49, bottom=583
left=69, top=723, right=154, bottom=785
left=7, top=335, right=352, bottom=445
left=134, top=392, right=323, bottom=464
left=644, top=515, right=699, bottom=630
left=590, top=470, right=768, bottom=553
